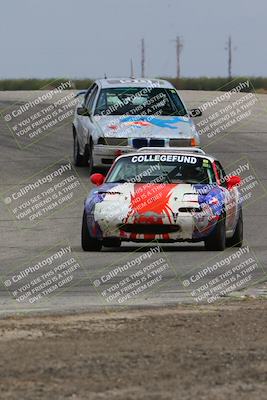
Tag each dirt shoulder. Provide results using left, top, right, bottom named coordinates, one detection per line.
left=0, top=300, right=266, bottom=400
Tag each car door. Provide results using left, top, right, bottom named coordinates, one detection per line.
left=215, top=161, right=238, bottom=232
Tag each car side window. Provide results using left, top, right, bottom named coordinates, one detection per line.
left=86, top=85, right=98, bottom=113
left=215, top=161, right=227, bottom=188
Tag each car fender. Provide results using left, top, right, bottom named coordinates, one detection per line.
left=228, top=185, right=241, bottom=232
left=223, top=186, right=240, bottom=232
left=75, top=114, right=95, bottom=152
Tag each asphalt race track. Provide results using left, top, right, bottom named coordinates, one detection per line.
left=0, top=89, right=267, bottom=316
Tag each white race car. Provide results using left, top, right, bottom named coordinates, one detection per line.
left=82, top=148, right=243, bottom=251
left=72, top=78, right=202, bottom=172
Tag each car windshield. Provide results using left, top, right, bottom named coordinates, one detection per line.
left=106, top=154, right=216, bottom=184
left=94, top=87, right=187, bottom=116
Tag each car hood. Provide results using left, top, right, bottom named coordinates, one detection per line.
left=94, top=115, right=197, bottom=139
left=85, top=182, right=224, bottom=215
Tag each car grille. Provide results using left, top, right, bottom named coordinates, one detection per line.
left=132, top=138, right=149, bottom=149
left=98, top=137, right=192, bottom=147
left=169, top=139, right=192, bottom=147
left=148, top=138, right=165, bottom=147
left=132, top=138, right=166, bottom=148
left=179, top=207, right=202, bottom=213
left=120, top=224, right=181, bottom=234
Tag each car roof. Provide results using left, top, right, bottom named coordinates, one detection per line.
left=116, top=148, right=216, bottom=163
left=95, top=78, right=174, bottom=89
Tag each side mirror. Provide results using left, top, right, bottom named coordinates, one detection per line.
left=227, top=175, right=241, bottom=189
left=77, top=107, right=90, bottom=117
left=90, top=173, right=105, bottom=186
left=189, top=108, right=202, bottom=118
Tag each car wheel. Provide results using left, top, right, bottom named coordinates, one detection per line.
left=81, top=211, right=102, bottom=251
left=73, top=134, right=88, bottom=167
left=204, top=214, right=226, bottom=251
left=226, top=209, right=243, bottom=247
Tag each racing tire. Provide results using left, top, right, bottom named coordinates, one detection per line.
left=226, top=209, right=243, bottom=248
left=204, top=214, right=226, bottom=251
left=81, top=211, right=102, bottom=251
left=73, top=134, right=89, bottom=167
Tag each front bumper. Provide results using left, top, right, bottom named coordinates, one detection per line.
left=88, top=207, right=216, bottom=242
left=94, top=145, right=133, bottom=166
left=94, top=136, right=197, bottom=166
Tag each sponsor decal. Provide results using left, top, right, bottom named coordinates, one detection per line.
left=202, top=159, right=210, bottom=167
left=120, top=116, right=190, bottom=129
left=123, top=184, right=176, bottom=240
left=131, top=155, right=198, bottom=164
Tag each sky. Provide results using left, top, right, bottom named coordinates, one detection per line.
left=0, top=0, right=265, bottom=79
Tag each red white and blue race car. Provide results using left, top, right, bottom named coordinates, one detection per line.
left=82, top=148, right=243, bottom=251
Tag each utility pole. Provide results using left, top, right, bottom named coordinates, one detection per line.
left=130, top=58, right=134, bottom=78
left=175, top=36, right=183, bottom=79
left=227, top=36, right=232, bottom=79
left=141, top=38, right=145, bottom=78
left=225, top=36, right=236, bottom=79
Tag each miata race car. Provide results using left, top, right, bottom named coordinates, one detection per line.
left=82, top=148, right=243, bottom=251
